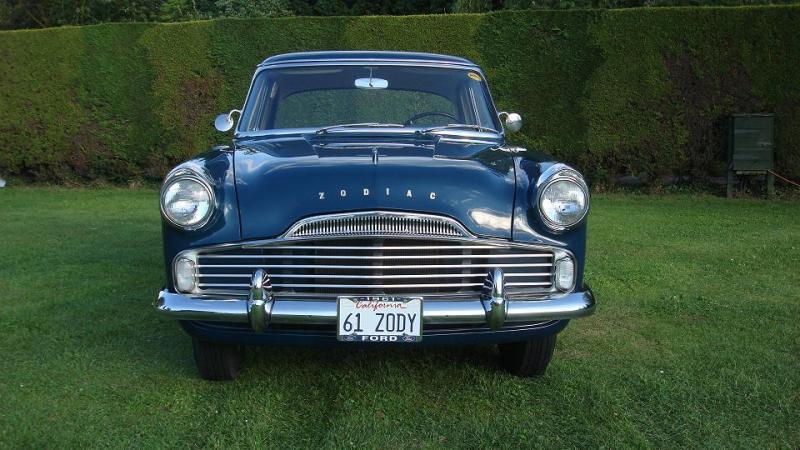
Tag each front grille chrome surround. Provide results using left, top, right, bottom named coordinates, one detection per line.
left=177, top=212, right=573, bottom=300
left=283, top=211, right=469, bottom=238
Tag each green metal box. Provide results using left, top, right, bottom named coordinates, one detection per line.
left=728, top=114, right=774, bottom=172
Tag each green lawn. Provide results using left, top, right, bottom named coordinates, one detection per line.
left=1, top=188, right=798, bottom=448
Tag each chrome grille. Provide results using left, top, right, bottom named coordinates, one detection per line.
left=284, top=211, right=468, bottom=238
left=192, top=237, right=555, bottom=299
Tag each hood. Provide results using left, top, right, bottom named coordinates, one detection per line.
left=233, top=134, right=516, bottom=239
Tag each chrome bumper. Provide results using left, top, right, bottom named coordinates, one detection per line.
left=154, top=289, right=595, bottom=331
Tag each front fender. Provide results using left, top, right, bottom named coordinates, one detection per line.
left=161, top=147, right=241, bottom=289
left=512, top=156, right=588, bottom=288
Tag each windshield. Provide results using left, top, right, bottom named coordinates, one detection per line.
left=237, top=65, right=501, bottom=133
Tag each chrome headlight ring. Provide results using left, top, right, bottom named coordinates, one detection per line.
left=159, top=168, right=217, bottom=231
left=535, top=164, right=590, bottom=232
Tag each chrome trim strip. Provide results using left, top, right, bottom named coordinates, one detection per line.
left=196, top=263, right=553, bottom=269
left=242, top=244, right=503, bottom=250
left=438, top=138, right=499, bottom=145
left=199, top=281, right=551, bottom=289
left=271, top=291, right=481, bottom=300
left=200, top=283, right=487, bottom=289
left=188, top=235, right=562, bottom=254
left=257, top=60, right=480, bottom=69
left=235, top=128, right=501, bottom=140
left=196, top=273, right=551, bottom=279
left=283, top=211, right=471, bottom=238
left=270, top=282, right=486, bottom=289
left=199, top=253, right=551, bottom=260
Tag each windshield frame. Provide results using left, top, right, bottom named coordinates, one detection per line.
left=234, top=61, right=505, bottom=138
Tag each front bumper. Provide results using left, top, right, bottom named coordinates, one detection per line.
left=154, top=288, right=595, bottom=332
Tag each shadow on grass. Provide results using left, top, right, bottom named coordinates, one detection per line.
left=244, top=343, right=501, bottom=374
left=87, top=291, right=506, bottom=382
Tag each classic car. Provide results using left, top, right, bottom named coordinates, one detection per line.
left=155, top=51, right=595, bottom=380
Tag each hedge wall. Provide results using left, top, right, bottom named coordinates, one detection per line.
left=1, top=6, right=799, bottom=184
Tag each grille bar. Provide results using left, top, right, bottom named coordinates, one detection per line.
left=198, top=282, right=551, bottom=289
left=199, top=253, right=551, bottom=260
left=274, top=282, right=487, bottom=289
left=197, top=263, right=553, bottom=270
left=196, top=272, right=552, bottom=279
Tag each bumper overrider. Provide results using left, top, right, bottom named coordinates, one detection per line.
left=155, top=268, right=595, bottom=336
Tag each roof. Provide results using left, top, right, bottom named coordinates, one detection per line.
left=259, top=51, right=477, bottom=68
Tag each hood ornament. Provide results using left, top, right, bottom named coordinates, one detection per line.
left=372, top=147, right=379, bottom=166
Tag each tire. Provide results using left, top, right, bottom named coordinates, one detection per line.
left=498, top=334, right=557, bottom=377
left=191, top=337, right=243, bottom=381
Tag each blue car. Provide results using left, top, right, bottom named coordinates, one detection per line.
left=155, top=51, right=595, bottom=380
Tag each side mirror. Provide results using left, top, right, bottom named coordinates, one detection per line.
left=501, top=112, right=522, bottom=133
left=214, top=110, right=241, bottom=133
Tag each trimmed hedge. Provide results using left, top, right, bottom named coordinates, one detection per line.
left=1, top=6, right=799, bottom=183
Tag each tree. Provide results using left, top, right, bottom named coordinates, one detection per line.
left=452, top=0, right=494, bottom=12
left=214, top=0, right=292, bottom=18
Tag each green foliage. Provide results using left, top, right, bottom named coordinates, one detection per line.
left=1, top=0, right=164, bottom=29
left=213, top=0, right=292, bottom=18
left=6, top=0, right=800, bottom=30
left=285, top=0, right=455, bottom=16
left=0, top=6, right=799, bottom=183
left=452, top=0, right=495, bottom=13
left=157, top=0, right=292, bottom=22
left=581, top=7, right=800, bottom=180
left=0, top=0, right=459, bottom=29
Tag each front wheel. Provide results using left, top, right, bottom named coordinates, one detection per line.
left=498, top=334, right=557, bottom=377
left=191, top=337, right=243, bottom=381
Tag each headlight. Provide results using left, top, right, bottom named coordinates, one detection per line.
left=160, top=170, right=215, bottom=230
left=537, top=167, right=589, bottom=230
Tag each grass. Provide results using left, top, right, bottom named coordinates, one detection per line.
left=0, top=188, right=798, bottom=448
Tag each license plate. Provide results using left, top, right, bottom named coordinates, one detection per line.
left=337, top=296, right=423, bottom=343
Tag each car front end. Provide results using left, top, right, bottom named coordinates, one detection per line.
left=154, top=51, right=595, bottom=379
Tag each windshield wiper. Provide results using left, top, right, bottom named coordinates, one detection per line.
left=315, top=123, right=405, bottom=135
left=419, top=124, right=499, bottom=134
